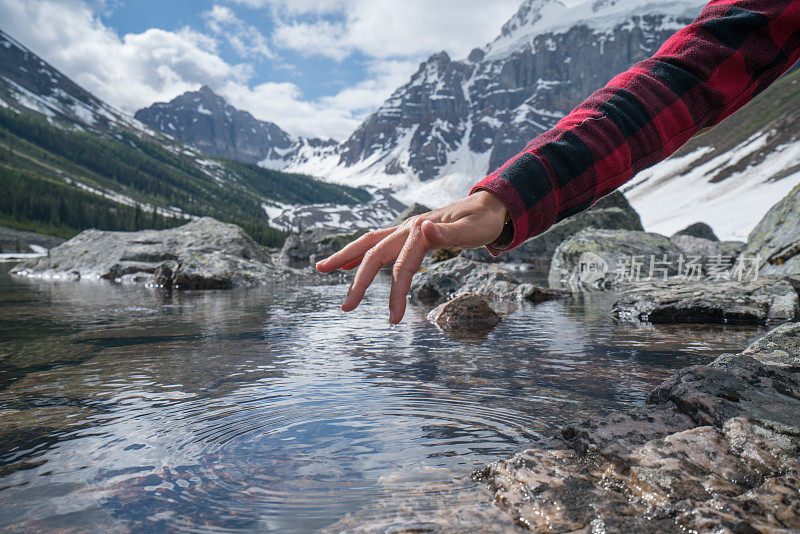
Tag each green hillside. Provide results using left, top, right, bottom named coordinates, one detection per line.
left=0, top=106, right=369, bottom=246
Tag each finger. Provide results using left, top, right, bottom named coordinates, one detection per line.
left=389, top=225, right=430, bottom=324
left=316, top=227, right=396, bottom=273
left=341, top=259, right=362, bottom=271
left=341, top=230, right=407, bottom=312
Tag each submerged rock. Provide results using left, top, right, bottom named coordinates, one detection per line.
left=410, top=256, right=565, bottom=303
left=461, top=191, right=643, bottom=271
left=10, top=218, right=277, bottom=288
left=426, top=293, right=501, bottom=332
left=739, top=181, right=800, bottom=276
left=548, top=229, right=682, bottom=292
left=612, top=278, right=799, bottom=324
left=671, top=221, right=719, bottom=241
left=479, top=322, right=800, bottom=532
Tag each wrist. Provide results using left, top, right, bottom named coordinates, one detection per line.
left=474, top=189, right=509, bottom=223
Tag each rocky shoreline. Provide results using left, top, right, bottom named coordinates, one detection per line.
left=478, top=321, right=800, bottom=532
left=8, top=217, right=348, bottom=288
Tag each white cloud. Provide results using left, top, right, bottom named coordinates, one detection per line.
left=0, top=0, right=522, bottom=140
left=242, top=0, right=523, bottom=60
left=203, top=5, right=274, bottom=60
left=0, top=0, right=249, bottom=112
left=219, top=58, right=417, bottom=139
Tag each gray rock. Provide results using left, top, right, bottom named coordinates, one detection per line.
left=279, top=227, right=367, bottom=268
left=548, top=229, right=682, bottom=292
left=410, top=256, right=565, bottom=303
left=461, top=191, right=643, bottom=272
left=479, top=322, right=800, bottom=532
left=10, top=217, right=277, bottom=289
left=671, top=221, right=719, bottom=241
left=669, top=234, right=745, bottom=274
left=426, top=293, right=501, bottom=332
left=739, top=181, right=800, bottom=276
left=391, top=203, right=431, bottom=226
left=612, top=278, right=799, bottom=325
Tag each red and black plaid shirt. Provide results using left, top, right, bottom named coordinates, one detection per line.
left=472, top=0, right=800, bottom=254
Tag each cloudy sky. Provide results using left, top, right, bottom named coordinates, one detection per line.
left=0, top=0, right=522, bottom=139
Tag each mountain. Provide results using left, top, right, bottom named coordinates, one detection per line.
left=283, top=0, right=800, bottom=240
left=131, top=0, right=800, bottom=242
left=134, top=86, right=294, bottom=166
left=0, top=29, right=370, bottom=246
left=283, top=0, right=710, bottom=205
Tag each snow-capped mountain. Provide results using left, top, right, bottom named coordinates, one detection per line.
left=0, top=28, right=372, bottom=244
left=130, top=0, right=800, bottom=241
left=283, top=0, right=710, bottom=207
left=135, top=86, right=295, bottom=166
left=0, top=30, right=145, bottom=133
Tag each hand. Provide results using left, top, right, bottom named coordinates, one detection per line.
left=315, top=190, right=509, bottom=324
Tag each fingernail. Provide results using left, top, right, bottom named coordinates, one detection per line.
left=389, top=309, right=397, bottom=324
left=342, top=289, right=354, bottom=310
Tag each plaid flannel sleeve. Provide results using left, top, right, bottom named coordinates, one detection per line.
left=471, top=0, right=800, bottom=255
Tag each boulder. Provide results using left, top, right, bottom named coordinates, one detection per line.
left=669, top=234, right=745, bottom=274
left=461, top=191, right=643, bottom=271
left=426, top=293, right=501, bottom=332
left=671, top=221, right=719, bottom=241
left=612, top=278, right=799, bottom=324
left=10, top=217, right=276, bottom=288
left=479, top=322, right=800, bottom=532
left=739, top=181, right=800, bottom=276
left=548, top=229, right=682, bottom=292
left=410, top=256, right=566, bottom=303
left=279, top=227, right=366, bottom=268
left=391, top=203, right=432, bottom=226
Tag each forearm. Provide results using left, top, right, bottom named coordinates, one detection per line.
left=474, top=0, right=800, bottom=254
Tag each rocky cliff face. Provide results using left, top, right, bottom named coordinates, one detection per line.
left=337, top=9, right=702, bottom=182
left=134, top=86, right=294, bottom=165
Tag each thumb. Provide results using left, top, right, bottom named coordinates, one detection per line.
left=421, top=219, right=466, bottom=248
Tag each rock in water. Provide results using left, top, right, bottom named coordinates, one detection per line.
left=739, top=181, right=800, bottom=276
left=410, top=256, right=565, bottom=303
left=548, top=229, right=682, bottom=292
left=426, top=293, right=501, bottom=331
left=479, top=322, right=800, bottom=532
left=10, top=217, right=275, bottom=289
left=612, top=278, right=799, bottom=324
left=671, top=221, right=719, bottom=241
left=461, top=191, right=643, bottom=271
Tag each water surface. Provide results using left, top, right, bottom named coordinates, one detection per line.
left=0, top=268, right=768, bottom=532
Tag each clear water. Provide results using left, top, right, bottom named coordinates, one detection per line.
left=0, top=268, right=768, bottom=532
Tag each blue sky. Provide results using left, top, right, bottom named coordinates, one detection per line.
left=100, top=0, right=369, bottom=101
left=0, top=0, right=522, bottom=139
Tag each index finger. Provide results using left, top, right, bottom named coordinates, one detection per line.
left=316, top=227, right=396, bottom=273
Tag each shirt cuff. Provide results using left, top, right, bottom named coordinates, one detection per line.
left=469, top=155, right=560, bottom=256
